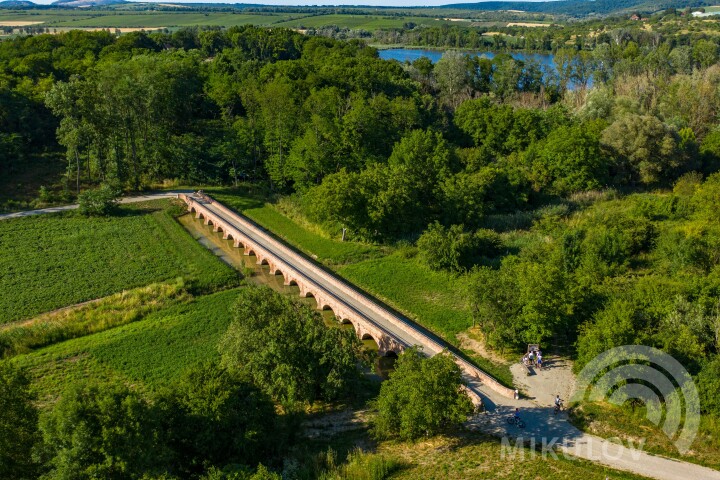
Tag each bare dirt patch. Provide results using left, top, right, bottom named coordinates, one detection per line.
left=507, top=22, right=551, bottom=27
left=302, top=408, right=370, bottom=439
left=510, top=354, right=576, bottom=406
left=457, top=329, right=508, bottom=365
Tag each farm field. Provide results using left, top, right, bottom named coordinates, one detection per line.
left=0, top=199, right=237, bottom=324
left=12, top=288, right=239, bottom=404
left=272, top=14, right=470, bottom=29
left=0, top=9, right=468, bottom=30
left=47, top=12, right=302, bottom=28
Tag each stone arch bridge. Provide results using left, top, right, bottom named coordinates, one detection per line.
left=179, top=192, right=515, bottom=402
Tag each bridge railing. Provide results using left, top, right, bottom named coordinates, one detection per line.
left=179, top=193, right=515, bottom=399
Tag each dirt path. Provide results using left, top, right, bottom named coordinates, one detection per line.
left=0, top=190, right=192, bottom=220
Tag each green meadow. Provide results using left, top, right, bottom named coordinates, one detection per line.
left=0, top=200, right=237, bottom=324
left=12, top=288, right=239, bottom=404
left=0, top=9, right=465, bottom=30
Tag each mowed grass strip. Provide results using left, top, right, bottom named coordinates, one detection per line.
left=210, top=189, right=382, bottom=265
left=338, top=253, right=470, bottom=343
left=12, top=288, right=239, bottom=405
left=0, top=200, right=237, bottom=324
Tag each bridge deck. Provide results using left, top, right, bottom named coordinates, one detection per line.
left=181, top=193, right=515, bottom=402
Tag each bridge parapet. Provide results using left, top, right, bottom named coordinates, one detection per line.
left=178, top=193, right=514, bottom=401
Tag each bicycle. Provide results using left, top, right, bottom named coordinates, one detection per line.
left=554, top=400, right=564, bottom=415
left=506, top=415, right=525, bottom=428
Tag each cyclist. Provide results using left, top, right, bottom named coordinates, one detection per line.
left=554, top=395, right=563, bottom=414
left=514, top=407, right=521, bottom=420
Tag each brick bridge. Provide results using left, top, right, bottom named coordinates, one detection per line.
left=179, top=192, right=515, bottom=402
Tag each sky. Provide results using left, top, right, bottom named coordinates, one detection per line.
left=30, top=0, right=554, bottom=7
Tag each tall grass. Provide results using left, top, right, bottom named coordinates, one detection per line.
left=0, top=280, right=190, bottom=358
left=12, top=289, right=240, bottom=404
left=315, top=448, right=402, bottom=480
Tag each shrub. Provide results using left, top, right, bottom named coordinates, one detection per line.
left=77, top=183, right=120, bottom=216
left=417, top=222, right=502, bottom=272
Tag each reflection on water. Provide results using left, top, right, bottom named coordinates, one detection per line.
left=178, top=213, right=394, bottom=379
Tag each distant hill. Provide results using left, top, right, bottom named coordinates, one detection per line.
left=0, top=0, right=35, bottom=7
left=441, top=0, right=717, bottom=16
left=53, top=0, right=125, bottom=6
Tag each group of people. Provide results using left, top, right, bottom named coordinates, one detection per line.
left=522, top=349, right=543, bottom=370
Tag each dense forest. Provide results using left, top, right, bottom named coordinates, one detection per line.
left=3, top=19, right=720, bottom=475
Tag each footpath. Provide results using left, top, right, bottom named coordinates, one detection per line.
left=0, top=191, right=190, bottom=220
left=468, top=355, right=720, bottom=480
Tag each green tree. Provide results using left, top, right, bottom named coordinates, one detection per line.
left=0, top=364, right=39, bottom=480
left=433, top=51, right=470, bottom=109
left=602, top=113, right=679, bottom=185
left=372, top=347, right=473, bottom=440
left=692, top=39, right=718, bottom=69
left=526, top=121, right=608, bottom=195
left=39, top=382, right=161, bottom=479
left=219, top=286, right=367, bottom=407
left=417, top=223, right=502, bottom=272
left=576, top=300, right=638, bottom=371
left=156, top=362, right=277, bottom=477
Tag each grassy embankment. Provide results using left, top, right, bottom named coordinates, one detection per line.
left=294, top=429, right=649, bottom=480
left=571, top=401, right=720, bottom=471
left=207, top=188, right=515, bottom=387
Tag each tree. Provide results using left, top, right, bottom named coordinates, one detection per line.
left=219, top=286, right=368, bottom=407
left=0, top=364, right=39, bottom=480
left=602, top=113, right=679, bottom=185
left=526, top=121, right=609, bottom=196
left=155, top=362, right=277, bottom=476
left=39, top=382, right=161, bottom=479
left=692, top=39, right=718, bottom=69
left=372, top=347, right=473, bottom=441
left=417, top=222, right=502, bottom=272
left=434, top=50, right=470, bottom=109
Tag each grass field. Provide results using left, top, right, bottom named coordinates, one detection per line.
left=0, top=9, right=466, bottom=30
left=12, top=288, right=239, bottom=404
left=0, top=200, right=238, bottom=324
left=338, top=253, right=469, bottom=342
left=47, top=12, right=301, bottom=28
left=273, top=14, right=470, bottom=29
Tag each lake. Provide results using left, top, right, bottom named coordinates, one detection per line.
left=378, top=48, right=557, bottom=70
left=378, top=48, right=595, bottom=89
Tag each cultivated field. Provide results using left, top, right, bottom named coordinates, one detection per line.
left=12, top=288, right=239, bottom=404
left=0, top=9, right=469, bottom=31
left=0, top=200, right=237, bottom=324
